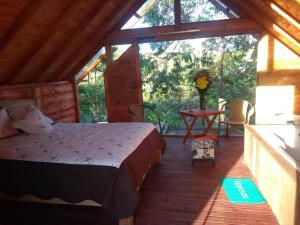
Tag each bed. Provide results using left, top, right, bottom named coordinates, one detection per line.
left=0, top=121, right=166, bottom=223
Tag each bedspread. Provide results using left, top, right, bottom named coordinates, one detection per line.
left=0, top=122, right=166, bottom=218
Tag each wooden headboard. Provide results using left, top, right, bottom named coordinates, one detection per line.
left=0, top=81, right=79, bottom=123
left=0, top=99, right=37, bottom=113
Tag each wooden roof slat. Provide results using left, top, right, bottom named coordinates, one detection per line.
left=16, top=0, right=109, bottom=84
left=4, top=0, right=75, bottom=84
left=103, top=18, right=263, bottom=45
left=58, top=0, right=146, bottom=81
left=0, top=1, right=30, bottom=40
left=34, top=0, right=118, bottom=83
left=47, top=0, right=126, bottom=80
left=231, top=0, right=300, bottom=56
left=249, top=0, right=300, bottom=43
left=271, top=0, right=300, bottom=23
left=0, top=0, right=298, bottom=85
left=0, top=0, right=43, bottom=53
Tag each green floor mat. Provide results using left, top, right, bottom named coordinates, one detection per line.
left=221, top=178, right=266, bottom=204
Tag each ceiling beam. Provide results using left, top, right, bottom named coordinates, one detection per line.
left=77, top=53, right=106, bottom=83
left=114, top=0, right=150, bottom=31
left=61, top=0, right=146, bottom=81
left=208, top=0, right=239, bottom=18
left=103, top=18, right=264, bottom=45
left=231, top=0, right=300, bottom=56
left=0, top=0, right=43, bottom=53
left=218, top=0, right=249, bottom=18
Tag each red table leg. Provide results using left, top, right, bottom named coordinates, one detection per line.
left=203, top=114, right=218, bottom=135
left=202, top=114, right=219, bottom=142
left=179, top=110, right=220, bottom=144
left=181, top=114, right=198, bottom=144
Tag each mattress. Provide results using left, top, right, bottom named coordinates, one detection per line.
left=0, top=122, right=166, bottom=218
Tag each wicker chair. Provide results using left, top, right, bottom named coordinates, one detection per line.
left=218, top=99, right=254, bottom=137
left=128, top=104, right=164, bottom=134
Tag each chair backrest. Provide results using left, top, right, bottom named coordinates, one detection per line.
left=128, top=104, right=145, bottom=122
left=218, top=98, right=226, bottom=122
left=128, top=104, right=163, bottom=133
left=228, top=100, right=250, bottom=123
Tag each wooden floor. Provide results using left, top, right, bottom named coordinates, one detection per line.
left=0, top=137, right=278, bottom=225
left=135, top=137, right=278, bottom=225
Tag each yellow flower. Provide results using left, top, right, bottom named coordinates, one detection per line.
left=196, top=76, right=209, bottom=89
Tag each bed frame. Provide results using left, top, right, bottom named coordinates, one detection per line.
left=0, top=151, right=161, bottom=225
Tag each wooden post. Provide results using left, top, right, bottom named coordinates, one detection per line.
left=71, top=77, right=81, bottom=122
left=174, top=0, right=181, bottom=26
left=119, top=216, right=133, bottom=225
left=132, top=42, right=143, bottom=106
left=33, top=87, right=42, bottom=110
left=105, top=45, right=113, bottom=67
left=104, top=45, right=112, bottom=121
left=103, top=44, right=144, bottom=122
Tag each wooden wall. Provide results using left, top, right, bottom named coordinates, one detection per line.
left=244, top=125, right=300, bottom=225
left=0, top=81, right=79, bottom=123
left=257, top=33, right=300, bottom=115
left=104, top=44, right=143, bottom=122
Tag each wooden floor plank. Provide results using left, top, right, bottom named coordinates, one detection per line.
left=135, top=137, right=278, bottom=225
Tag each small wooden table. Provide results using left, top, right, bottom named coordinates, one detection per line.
left=179, top=109, right=221, bottom=144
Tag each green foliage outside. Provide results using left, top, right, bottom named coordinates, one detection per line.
left=78, top=59, right=107, bottom=123
left=139, top=0, right=258, bottom=131
left=140, top=35, right=257, bottom=131
left=78, top=0, right=258, bottom=133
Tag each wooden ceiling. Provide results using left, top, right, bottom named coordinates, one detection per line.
left=0, top=0, right=144, bottom=85
left=224, top=0, right=300, bottom=56
left=0, top=0, right=298, bottom=86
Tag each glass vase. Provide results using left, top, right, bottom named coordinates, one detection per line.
left=199, top=92, right=205, bottom=110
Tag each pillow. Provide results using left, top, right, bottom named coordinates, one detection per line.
left=10, top=104, right=54, bottom=135
left=0, top=108, right=19, bottom=139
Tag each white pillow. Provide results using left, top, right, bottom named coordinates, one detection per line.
left=0, top=108, right=19, bottom=139
left=10, top=104, right=54, bottom=135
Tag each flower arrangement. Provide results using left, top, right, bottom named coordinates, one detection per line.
left=194, top=70, right=211, bottom=92
left=194, top=70, right=211, bottom=110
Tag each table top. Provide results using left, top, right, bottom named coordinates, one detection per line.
left=179, top=108, right=221, bottom=117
